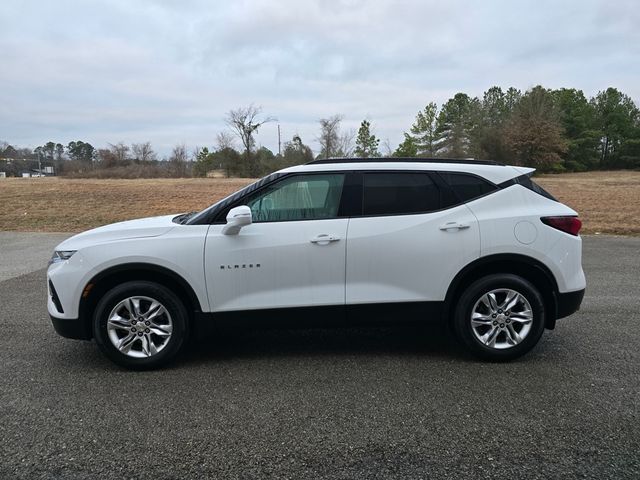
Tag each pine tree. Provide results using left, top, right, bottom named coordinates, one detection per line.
left=409, top=102, right=438, bottom=156
left=435, top=93, right=479, bottom=158
left=354, top=120, right=380, bottom=158
left=393, top=133, right=418, bottom=157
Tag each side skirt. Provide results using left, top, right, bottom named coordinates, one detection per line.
left=193, top=302, right=444, bottom=335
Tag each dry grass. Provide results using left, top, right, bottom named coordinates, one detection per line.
left=536, top=171, right=640, bottom=236
left=0, top=171, right=638, bottom=234
left=0, top=177, right=254, bottom=232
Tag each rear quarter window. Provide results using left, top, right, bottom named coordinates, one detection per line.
left=438, top=172, right=498, bottom=203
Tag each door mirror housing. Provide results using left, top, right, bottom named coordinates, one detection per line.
left=222, top=205, right=252, bottom=235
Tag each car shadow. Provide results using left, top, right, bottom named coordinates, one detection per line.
left=180, top=322, right=466, bottom=366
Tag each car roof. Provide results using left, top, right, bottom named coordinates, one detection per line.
left=278, top=159, right=534, bottom=185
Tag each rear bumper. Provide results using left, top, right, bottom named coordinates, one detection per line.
left=50, top=314, right=92, bottom=340
left=556, top=288, right=585, bottom=320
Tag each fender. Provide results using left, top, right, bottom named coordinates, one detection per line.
left=443, top=253, right=560, bottom=328
left=79, top=263, right=204, bottom=336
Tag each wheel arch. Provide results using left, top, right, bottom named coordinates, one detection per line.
left=79, top=263, right=203, bottom=339
left=444, top=254, right=560, bottom=329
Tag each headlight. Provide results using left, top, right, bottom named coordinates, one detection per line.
left=49, top=250, right=77, bottom=265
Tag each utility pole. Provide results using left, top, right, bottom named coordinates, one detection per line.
left=37, top=151, right=42, bottom=176
left=277, top=124, right=281, bottom=156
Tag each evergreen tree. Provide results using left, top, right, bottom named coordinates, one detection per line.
left=591, top=88, right=640, bottom=168
left=552, top=88, right=600, bottom=171
left=282, top=135, right=314, bottom=166
left=393, top=133, right=418, bottom=157
left=409, top=102, right=438, bottom=156
left=435, top=93, right=479, bottom=158
left=354, top=120, right=380, bottom=158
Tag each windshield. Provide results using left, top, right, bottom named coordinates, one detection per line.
left=185, top=172, right=285, bottom=225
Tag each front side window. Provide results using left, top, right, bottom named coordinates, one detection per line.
left=245, top=173, right=345, bottom=222
left=362, top=172, right=444, bottom=216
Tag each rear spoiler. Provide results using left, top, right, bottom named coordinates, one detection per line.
left=510, top=166, right=535, bottom=176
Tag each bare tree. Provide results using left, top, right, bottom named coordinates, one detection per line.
left=108, top=142, right=130, bottom=165
left=337, top=128, right=355, bottom=157
left=131, top=142, right=157, bottom=163
left=317, top=115, right=343, bottom=159
left=216, top=131, right=236, bottom=151
left=226, top=104, right=275, bottom=162
left=381, top=138, right=393, bottom=156
left=168, top=143, right=189, bottom=177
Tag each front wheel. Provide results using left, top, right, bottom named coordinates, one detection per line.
left=453, top=274, right=546, bottom=361
left=93, top=281, right=188, bottom=369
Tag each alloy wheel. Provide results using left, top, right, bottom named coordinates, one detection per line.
left=106, top=296, right=173, bottom=358
left=470, top=288, right=533, bottom=350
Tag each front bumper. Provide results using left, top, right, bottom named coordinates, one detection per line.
left=556, top=288, right=585, bottom=320
left=50, top=314, right=92, bottom=340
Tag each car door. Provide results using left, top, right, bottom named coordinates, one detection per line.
left=345, top=171, right=480, bottom=305
left=204, top=172, right=348, bottom=312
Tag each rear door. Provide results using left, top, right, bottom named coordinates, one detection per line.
left=204, top=172, right=348, bottom=312
left=346, top=171, right=480, bottom=305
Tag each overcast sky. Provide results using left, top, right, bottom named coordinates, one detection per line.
left=1, top=0, right=639, bottom=157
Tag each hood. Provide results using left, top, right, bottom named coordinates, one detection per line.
left=55, top=214, right=179, bottom=251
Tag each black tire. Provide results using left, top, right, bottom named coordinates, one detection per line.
left=453, top=274, right=545, bottom=361
left=93, top=281, right=189, bottom=370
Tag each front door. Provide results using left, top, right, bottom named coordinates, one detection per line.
left=205, top=173, right=348, bottom=312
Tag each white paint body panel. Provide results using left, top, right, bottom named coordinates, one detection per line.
left=48, top=222, right=210, bottom=319
left=465, top=185, right=585, bottom=293
left=346, top=204, right=480, bottom=303
left=204, top=220, right=348, bottom=311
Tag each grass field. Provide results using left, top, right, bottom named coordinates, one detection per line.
left=0, top=171, right=638, bottom=234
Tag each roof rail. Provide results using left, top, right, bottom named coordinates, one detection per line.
left=306, top=157, right=504, bottom=166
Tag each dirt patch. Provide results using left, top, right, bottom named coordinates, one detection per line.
left=0, top=171, right=638, bottom=234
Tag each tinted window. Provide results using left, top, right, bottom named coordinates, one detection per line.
left=438, top=172, right=497, bottom=202
left=244, top=174, right=345, bottom=222
left=519, top=175, right=557, bottom=201
left=362, top=173, right=442, bottom=216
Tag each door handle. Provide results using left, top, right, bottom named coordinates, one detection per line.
left=439, top=221, right=470, bottom=231
left=310, top=234, right=341, bottom=244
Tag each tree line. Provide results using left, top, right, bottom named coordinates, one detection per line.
left=392, top=86, right=640, bottom=172
left=1, top=85, right=638, bottom=178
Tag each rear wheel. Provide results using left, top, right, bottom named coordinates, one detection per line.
left=453, top=274, right=545, bottom=361
left=93, top=281, right=188, bottom=369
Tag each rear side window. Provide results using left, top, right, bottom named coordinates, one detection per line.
left=438, top=172, right=497, bottom=202
left=362, top=173, right=444, bottom=216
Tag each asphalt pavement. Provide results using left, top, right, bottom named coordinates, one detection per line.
left=0, top=234, right=638, bottom=479
left=0, top=232, right=69, bottom=281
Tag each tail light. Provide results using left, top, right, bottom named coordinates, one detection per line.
left=541, top=216, right=582, bottom=236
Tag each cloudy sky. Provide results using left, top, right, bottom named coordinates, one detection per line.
left=1, top=0, right=639, bottom=157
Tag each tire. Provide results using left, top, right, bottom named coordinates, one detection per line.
left=453, top=274, right=545, bottom=361
left=93, top=281, right=189, bottom=370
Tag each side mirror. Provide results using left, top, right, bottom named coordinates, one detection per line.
left=222, top=205, right=252, bottom=235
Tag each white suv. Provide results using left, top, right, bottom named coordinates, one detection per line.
left=47, top=159, right=586, bottom=369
